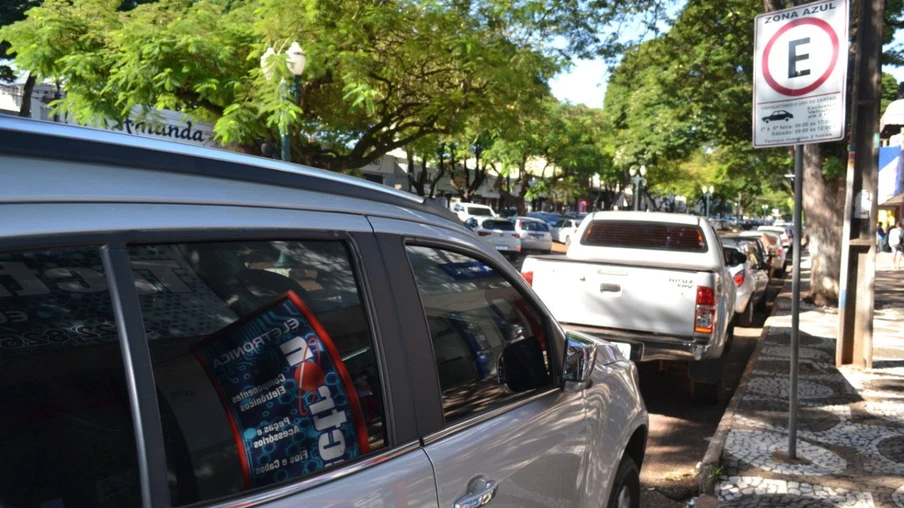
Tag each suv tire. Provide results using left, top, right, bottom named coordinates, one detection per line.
left=606, top=455, right=640, bottom=508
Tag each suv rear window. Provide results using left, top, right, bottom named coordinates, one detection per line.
left=482, top=220, right=515, bottom=231
left=582, top=221, right=708, bottom=252
left=519, top=220, right=549, bottom=232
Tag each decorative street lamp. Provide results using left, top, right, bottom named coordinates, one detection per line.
left=702, top=185, right=714, bottom=218
left=629, top=165, right=648, bottom=211
left=260, top=41, right=306, bottom=162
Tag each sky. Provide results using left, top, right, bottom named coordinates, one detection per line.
left=550, top=31, right=904, bottom=110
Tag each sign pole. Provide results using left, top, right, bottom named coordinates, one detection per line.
left=788, top=143, right=804, bottom=459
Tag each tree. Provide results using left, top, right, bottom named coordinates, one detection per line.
left=1, top=0, right=669, bottom=172
left=604, top=0, right=902, bottom=306
left=881, top=72, right=900, bottom=114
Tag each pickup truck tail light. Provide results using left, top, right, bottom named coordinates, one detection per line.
left=695, top=286, right=716, bottom=334
left=511, top=233, right=520, bottom=238
left=477, top=231, right=491, bottom=236
left=733, top=272, right=745, bottom=287
left=521, top=271, right=533, bottom=286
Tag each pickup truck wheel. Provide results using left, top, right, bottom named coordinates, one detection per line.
left=606, top=455, right=640, bottom=508
left=690, top=380, right=720, bottom=403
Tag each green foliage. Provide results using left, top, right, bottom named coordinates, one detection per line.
left=0, top=0, right=42, bottom=82
left=881, top=72, right=900, bottom=114
left=0, top=0, right=671, bottom=171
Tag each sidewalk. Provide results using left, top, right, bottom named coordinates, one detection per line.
left=714, top=251, right=904, bottom=507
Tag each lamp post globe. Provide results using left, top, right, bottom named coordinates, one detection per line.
left=260, top=42, right=306, bottom=163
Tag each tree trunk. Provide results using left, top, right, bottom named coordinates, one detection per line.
left=18, top=74, right=37, bottom=118
left=802, top=143, right=845, bottom=306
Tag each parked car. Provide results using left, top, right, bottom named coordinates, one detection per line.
left=471, top=218, right=522, bottom=260
left=758, top=225, right=792, bottom=257
left=721, top=239, right=767, bottom=327
left=551, top=218, right=581, bottom=246
left=521, top=211, right=737, bottom=401
left=722, top=234, right=773, bottom=283
left=525, top=211, right=564, bottom=227
left=453, top=202, right=497, bottom=223
left=513, top=217, right=553, bottom=254
left=0, top=116, right=648, bottom=508
left=741, top=230, right=786, bottom=277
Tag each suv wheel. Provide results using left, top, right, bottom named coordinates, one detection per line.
left=607, top=455, right=640, bottom=508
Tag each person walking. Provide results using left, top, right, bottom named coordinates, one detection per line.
left=878, top=222, right=887, bottom=251
left=889, top=221, right=904, bottom=269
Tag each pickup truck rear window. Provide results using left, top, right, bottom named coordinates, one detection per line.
left=582, top=221, right=708, bottom=252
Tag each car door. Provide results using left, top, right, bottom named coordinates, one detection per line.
left=0, top=203, right=438, bottom=508
left=369, top=218, right=592, bottom=508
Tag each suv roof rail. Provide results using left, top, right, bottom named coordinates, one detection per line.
left=0, top=116, right=460, bottom=223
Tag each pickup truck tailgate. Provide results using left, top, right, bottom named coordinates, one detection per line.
left=532, top=260, right=705, bottom=337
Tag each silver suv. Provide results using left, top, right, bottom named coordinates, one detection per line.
left=0, top=117, right=647, bottom=508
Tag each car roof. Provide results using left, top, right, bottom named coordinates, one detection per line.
left=0, top=117, right=461, bottom=228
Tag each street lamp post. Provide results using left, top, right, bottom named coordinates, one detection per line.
left=702, top=185, right=714, bottom=218
left=261, top=42, right=307, bottom=162
left=629, top=165, right=648, bottom=211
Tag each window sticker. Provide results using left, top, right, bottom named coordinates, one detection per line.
left=439, top=261, right=496, bottom=280
left=193, top=291, right=368, bottom=488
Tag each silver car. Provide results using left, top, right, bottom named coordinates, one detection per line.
left=513, top=216, right=553, bottom=253
left=0, top=117, right=648, bottom=508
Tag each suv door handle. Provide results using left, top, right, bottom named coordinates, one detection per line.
left=453, top=476, right=498, bottom=508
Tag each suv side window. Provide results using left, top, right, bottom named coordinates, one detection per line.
left=0, top=248, right=141, bottom=507
left=129, top=241, right=385, bottom=506
left=405, top=246, right=552, bottom=423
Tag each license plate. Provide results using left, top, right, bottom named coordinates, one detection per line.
left=530, top=233, right=543, bottom=238
left=610, top=341, right=633, bottom=360
left=496, top=245, right=511, bottom=251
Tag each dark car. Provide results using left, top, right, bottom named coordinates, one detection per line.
left=762, top=110, right=793, bottom=123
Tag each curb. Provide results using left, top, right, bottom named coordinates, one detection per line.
left=696, top=299, right=782, bottom=494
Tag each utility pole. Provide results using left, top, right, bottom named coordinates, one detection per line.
left=838, top=0, right=883, bottom=369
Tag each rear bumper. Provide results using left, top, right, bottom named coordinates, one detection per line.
left=562, top=324, right=718, bottom=362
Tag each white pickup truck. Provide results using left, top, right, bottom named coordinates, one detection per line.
left=521, top=211, right=737, bottom=399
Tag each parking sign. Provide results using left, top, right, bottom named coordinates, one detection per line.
left=753, top=0, right=849, bottom=148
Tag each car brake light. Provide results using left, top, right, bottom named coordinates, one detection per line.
left=511, top=233, right=519, bottom=238
left=775, top=247, right=783, bottom=256
left=478, top=231, right=491, bottom=236
left=733, top=272, right=745, bottom=287
left=695, top=286, right=716, bottom=334
left=521, top=271, right=533, bottom=286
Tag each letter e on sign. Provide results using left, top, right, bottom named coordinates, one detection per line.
left=752, top=0, right=849, bottom=148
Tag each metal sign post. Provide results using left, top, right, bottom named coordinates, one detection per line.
left=753, top=0, right=848, bottom=459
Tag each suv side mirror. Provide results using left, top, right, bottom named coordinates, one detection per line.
left=563, top=333, right=597, bottom=393
left=465, top=218, right=478, bottom=229
left=496, top=338, right=550, bottom=394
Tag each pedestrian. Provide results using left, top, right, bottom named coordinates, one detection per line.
left=877, top=222, right=886, bottom=251
left=889, top=221, right=904, bottom=269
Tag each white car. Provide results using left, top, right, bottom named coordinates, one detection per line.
left=453, top=202, right=496, bottom=223
left=551, top=218, right=581, bottom=246
left=513, top=217, right=553, bottom=253
left=741, top=230, right=786, bottom=277
left=473, top=218, right=522, bottom=260
left=758, top=225, right=791, bottom=251
left=721, top=240, right=765, bottom=327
